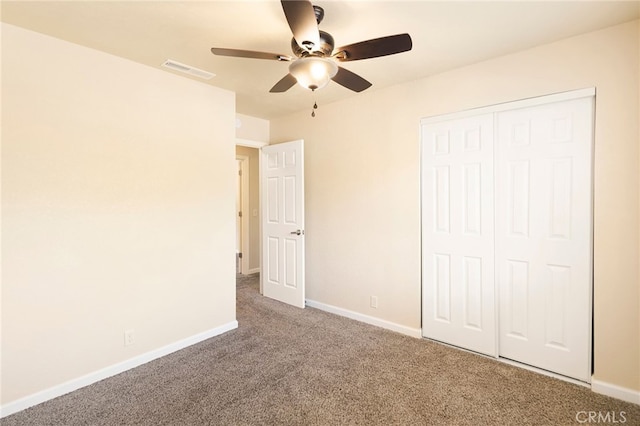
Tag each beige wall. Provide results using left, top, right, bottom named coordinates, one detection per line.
left=235, top=146, right=260, bottom=272
left=236, top=113, right=269, bottom=143
left=271, top=20, right=640, bottom=392
left=1, top=23, right=237, bottom=404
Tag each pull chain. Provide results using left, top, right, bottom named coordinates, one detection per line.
left=311, top=101, right=318, bottom=117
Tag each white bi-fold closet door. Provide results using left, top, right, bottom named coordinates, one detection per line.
left=421, top=89, right=594, bottom=383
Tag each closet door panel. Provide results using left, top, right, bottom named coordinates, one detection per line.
left=421, top=114, right=496, bottom=356
left=495, top=97, right=593, bottom=382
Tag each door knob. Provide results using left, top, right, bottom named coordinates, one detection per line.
left=290, top=229, right=304, bottom=235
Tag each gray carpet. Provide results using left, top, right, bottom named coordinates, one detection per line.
left=3, top=273, right=639, bottom=425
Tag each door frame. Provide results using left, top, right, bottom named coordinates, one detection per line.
left=419, top=88, right=595, bottom=125
left=236, top=138, right=268, bottom=283
left=236, top=155, right=250, bottom=275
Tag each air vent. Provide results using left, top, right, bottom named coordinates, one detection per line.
left=161, top=59, right=215, bottom=80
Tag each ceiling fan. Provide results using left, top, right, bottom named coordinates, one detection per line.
left=211, top=0, right=413, bottom=94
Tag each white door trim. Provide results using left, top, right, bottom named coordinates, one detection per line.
left=236, top=138, right=268, bottom=148
left=236, top=155, right=250, bottom=275
left=421, top=87, right=596, bottom=125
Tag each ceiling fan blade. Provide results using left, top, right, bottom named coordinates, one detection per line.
left=270, top=73, right=298, bottom=93
left=335, top=33, right=413, bottom=62
left=280, top=0, right=320, bottom=51
left=211, top=47, right=292, bottom=61
left=331, top=67, right=372, bottom=93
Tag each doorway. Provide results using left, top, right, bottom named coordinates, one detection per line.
left=235, top=142, right=265, bottom=277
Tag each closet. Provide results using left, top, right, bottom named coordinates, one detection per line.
left=420, top=89, right=594, bottom=383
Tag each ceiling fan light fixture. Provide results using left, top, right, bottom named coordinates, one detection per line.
left=289, top=57, right=338, bottom=91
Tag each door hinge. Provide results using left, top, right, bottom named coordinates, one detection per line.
left=238, top=252, right=243, bottom=259
left=238, top=211, right=242, bottom=217
left=238, top=169, right=242, bottom=176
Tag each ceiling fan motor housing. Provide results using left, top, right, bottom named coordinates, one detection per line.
left=291, top=30, right=335, bottom=57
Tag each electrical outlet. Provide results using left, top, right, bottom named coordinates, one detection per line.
left=124, top=329, right=135, bottom=346
left=370, top=296, right=378, bottom=309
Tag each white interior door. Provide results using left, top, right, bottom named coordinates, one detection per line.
left=495, top=97, right=594, bottom=382
left=421, top=113, right=497, bottom=356
left=261, top=140, right=305, bottom=308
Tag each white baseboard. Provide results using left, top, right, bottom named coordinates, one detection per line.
left=305, top=299, right=422, bottom=339
left=248, top=267, right=261, bottom=275
left=0, top=320, right=238, bottom=418
left=592, top=379, right=640, bottom=405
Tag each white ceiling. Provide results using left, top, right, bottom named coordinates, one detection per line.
left=2, top=1, right=639, bottom=120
